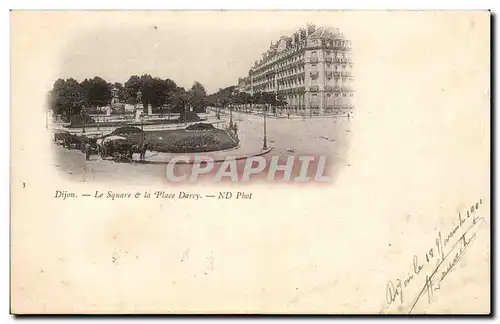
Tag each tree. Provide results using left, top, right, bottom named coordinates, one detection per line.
left=252, top=91, right=278, bottom=113
left=80, top=76, right=111, bottom=108
left=139, top=74, right=155, bottom=109
left=171, top=87, right=187, bottom=115
left=147, top=77, right=178, bottom=114
left=113, top=82, right=127, bottom=102
left=255, top=91, right=272, bottom=106
left=49, top=78, right=86, bottom=120
left=124, top=74, right=177, bottom=112
left=248, top=93, right=255, bottom=112
left=238, top=92, right=252, bottom=111
left=206, top=85, right=237, bottom=108
left=161, top=78, right=178, bottom=115
left=124, top=75, right=142, bottom=105
left=186, top=81, right=208, bottom=113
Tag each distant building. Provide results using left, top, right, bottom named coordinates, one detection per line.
left=237, top=24, right=354, bottom=116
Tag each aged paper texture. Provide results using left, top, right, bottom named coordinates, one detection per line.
left=10, top=11, right=490, bottom=314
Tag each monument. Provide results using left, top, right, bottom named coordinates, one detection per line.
left=135, top=90, right=144, bottom=122
left=111, top=87, right=119, bottom=104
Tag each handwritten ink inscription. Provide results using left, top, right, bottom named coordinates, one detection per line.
left=385, top=199, right=485, bottom=313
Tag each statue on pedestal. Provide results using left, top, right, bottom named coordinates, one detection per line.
left=136, top=90, right=142, bottom=106
left=135, top=90, right=144, bottom=122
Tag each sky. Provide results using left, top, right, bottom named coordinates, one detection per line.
left=56, top=11, right=353, bottom=94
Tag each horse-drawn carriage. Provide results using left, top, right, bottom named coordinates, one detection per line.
left=96, top=135, right=137, bottom=162
left=54, top=130, right=82, bottom=149
left=54, top=126, right=147, bottom=163
left=79, top=133, right=100, bottom=153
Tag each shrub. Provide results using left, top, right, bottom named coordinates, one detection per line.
left=112, top=126, right=143, bottom=135
left=69, top=114, right=95, bottom=126
left=186, top=123, right=215, bottom=131
left=178, top=111, right=201, bottom=122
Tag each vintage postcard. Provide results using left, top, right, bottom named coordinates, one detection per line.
left=10, top=11, right=490, bottom=314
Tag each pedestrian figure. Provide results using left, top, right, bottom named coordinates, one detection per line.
left=140, top=143, right=148, bottom=162
left=85, top=142, right=91, bottom=160
left=128, top=146, right=135, bottom=161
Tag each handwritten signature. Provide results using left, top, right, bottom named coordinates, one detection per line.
left=385, top=199, right=485, bottom=313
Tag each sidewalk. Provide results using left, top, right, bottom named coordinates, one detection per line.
left=207, top=107, right=352, bottom=120
left=135, top=146, right=272, bottom=164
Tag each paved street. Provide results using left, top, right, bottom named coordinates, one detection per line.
left=53, top=111, right=352, bottom=184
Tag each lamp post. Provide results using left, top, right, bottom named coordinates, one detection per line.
left=276, top=81, right=279, bottom=117
left=81, top=111, right=86, bottom=134
left=136, top=90, right=142, bottom=113
left=229, top=103, right=233, bottom=128
left=184, top=102, right=187, bottom=126
left=140, top=113, right=144, bottom=145
left=262, top=104, right=268, bottom=150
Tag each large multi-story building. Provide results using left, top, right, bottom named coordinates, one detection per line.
left=237, top=24, right=354, bottom=116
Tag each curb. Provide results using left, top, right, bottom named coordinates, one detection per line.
left=136, top=147, right=273, bottom=165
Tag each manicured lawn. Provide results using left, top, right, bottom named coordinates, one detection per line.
left=126, top=129, right=236, bottom=153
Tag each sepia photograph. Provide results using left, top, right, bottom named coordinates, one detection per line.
left=47, top=21, right=354, bottom=184
left=10, top=10, right=490, bottom=315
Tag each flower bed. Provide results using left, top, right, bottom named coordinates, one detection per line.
left=126, top=129, right=236, bottom=153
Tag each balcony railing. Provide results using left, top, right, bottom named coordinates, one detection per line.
left=309, top=86, right=319, bottom=92
left=310, top=57, right=318, bottom=63
left=325, top=57, right=333, bottom=63
left=310, top=71, right=319, bottom=78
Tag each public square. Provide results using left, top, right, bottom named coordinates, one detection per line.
left=52, top=110, right=353, bottom=184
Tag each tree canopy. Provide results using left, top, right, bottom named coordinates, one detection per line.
left=206, top=87, right=283, bottom=108
left=49, top=78, right=86, bottom=118
left=48, top=75, right=261, bottom=118
left=113, top=82, right=127, bottom=102
left=80, top=76, right=112, bottom=108
left=186, top=81, right=208, bottom=113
